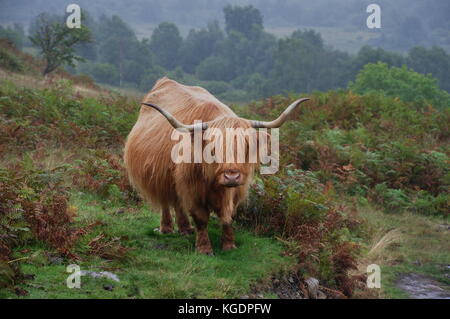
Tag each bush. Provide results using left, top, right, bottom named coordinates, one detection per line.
left=196, top=56, right=234, bottom=81
left=247, top=91, right=449, bottom=217
left=72, top=149, right=140, bottom=204
left=237, top=167, right=364, bottom=296
left=0, top=155, right=100, bottom=288
left=0, top=25, right=26, bottom=49
left=139, top=65, right=166, bottom=92
left=349, top=62, right=450, bottom=110
left=202, top=80, right=231, bottom=95
left=0, top=47, right=23, bottom=72
left=412, top=191, right=449, bottom=216
left=0, top=149, right=136, bottom=291
left=0, top=81, right=138, bottom=153
left=82, top=62, right=120, bottom=86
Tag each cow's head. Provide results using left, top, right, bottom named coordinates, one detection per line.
left=142, top=98, right=309, bottom=188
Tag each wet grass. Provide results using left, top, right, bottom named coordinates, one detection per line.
left=358, top=206, right=450, bottom=298
left=1, top=191, right=295, bottom=299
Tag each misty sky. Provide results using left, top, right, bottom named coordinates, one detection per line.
left=0, top=0, right=448, bottom=53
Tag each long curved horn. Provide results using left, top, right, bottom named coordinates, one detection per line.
left=249, top=98, right=310, bottom=128
left=141, top=103, right=208, bottom=132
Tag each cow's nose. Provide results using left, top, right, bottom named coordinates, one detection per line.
left=224, top=170, right=241, bottom=183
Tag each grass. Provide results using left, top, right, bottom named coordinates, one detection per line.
left=1, top=191, right=295, bottom=299
left=358, top=206, right=450, bottom=298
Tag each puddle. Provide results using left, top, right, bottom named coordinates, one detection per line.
left=397, top=273, right=450, bottom=299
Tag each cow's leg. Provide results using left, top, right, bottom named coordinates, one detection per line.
left=221, top=222, right=237, bottom=250
left=218, top=203, right=237, bottom=250
left=191, top=209, right=213, bottom=255
left=159, top=205, right=173, bottom=233
left=174, top=203, right=194, bottom=235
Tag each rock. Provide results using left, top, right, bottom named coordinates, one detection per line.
left=103, top=284, right=114, bottom=291
left=24, top=274, right=35, bottom=280
left=14, top=287, right=28, bottom=296
left=397, top=273, right=450, bottom=299
left=48, top=256, right=63, bottom=265
left=305, top=277, right=320, bottom=299
left=115, top=209, right=125, bottom=215
left=81, top=271, right=120, bottom=282
left=240, top=295, right=249, bottom=299
left=153, top=243, right=168, bottom=250
left=412, top=260, right=422, bottom=266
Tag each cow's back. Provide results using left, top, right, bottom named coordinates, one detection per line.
left=124, top=77, right=236, bottom=208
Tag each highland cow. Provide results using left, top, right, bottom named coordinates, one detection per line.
left=124, top=77, right=308, bottom=254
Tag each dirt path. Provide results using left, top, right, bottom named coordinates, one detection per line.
left=396, top=273, right=450, bottom=299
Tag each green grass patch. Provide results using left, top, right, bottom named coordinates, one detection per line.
left=359, top=206, right=450, bottom=298
left=1, top=191, right=295, bottom=299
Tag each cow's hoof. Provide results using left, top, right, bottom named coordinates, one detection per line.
left=222, top=243, right=237, bottom=251
left=154, top=227, right=173, bottom=234
left=197, top=247, right=214, bottom=256
left=178, top=227, right=195, bottom=235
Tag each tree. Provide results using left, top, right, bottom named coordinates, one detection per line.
left=351, top=45, right=405, bottom=80
left=369, top=15, right=429, bottom=52
left=196, top=55, right=233, bottom=81
left=269, top=29, right=352, bottom=95
left=223, top=5, right=263, bottom=38
left=291, top=29, right=324, bottom=48
left=270, top=36, right=319, bottom=94
left=216, top=28, right=276, bottom=78
left=74, top=10, right=98, bottom=61
left=0, top=23, right=26, bottom=49
left=349, top=62, right=450, bottom=110
left=96, top=15, right=152, bottom=87
left=81, top=62, right=119, bottom=85
left=179, top=21, right=224, bottom=73
left=407, top=46, right=450, bottom=93
left=29, top=13, right=91, bottom=76
left=139, top=64, right=165, bottom=92
left=150, top=22, right=182, bottom=70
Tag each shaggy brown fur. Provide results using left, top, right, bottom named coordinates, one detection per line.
left=124, top=77, right=257, bottom=254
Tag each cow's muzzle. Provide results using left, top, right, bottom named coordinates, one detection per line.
left=219, top=169, right=242, bottom=187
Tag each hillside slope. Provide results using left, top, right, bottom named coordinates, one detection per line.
left=1, top=41, right=449, bottom=299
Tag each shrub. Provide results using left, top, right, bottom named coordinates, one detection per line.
left=81, top=62, right=120, bottom=86
left=0, top=81, right=138, bottom=153
left=237, top=167, right=364, bottom=296
left=349, top=62, right=450, bottom=110
left=0, top=155, right=100, bottom=289
left=0, top=155, right=96, bottom=256
left=72, top=149, right=140, bottom=204
left=249, top=92, right=449, bottom=217
left=196, top=56, right=234, bottom=81
left=0, top=47, right=23, bottom=72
